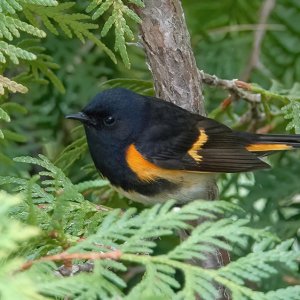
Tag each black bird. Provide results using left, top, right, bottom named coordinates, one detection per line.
left=66, top=88, right=300, bottom=204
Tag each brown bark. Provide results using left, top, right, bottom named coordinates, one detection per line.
left=136, top=0, right=205, bottom=115
left=136, top=1, right=230, bottom=299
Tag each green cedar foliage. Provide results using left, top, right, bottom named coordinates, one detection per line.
left=0, top=0, right=141, bottom=165
left=86, top=0, right=144, bottom=68
left=0, top=156, right=299, bottom=299
left=0, top=0, right=143, bottom=95
left=0, top=191, right=43, bottom=300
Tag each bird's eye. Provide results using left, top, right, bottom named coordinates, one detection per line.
left=103, top=115, right=116, bottom=127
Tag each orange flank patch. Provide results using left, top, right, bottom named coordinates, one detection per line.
left=188, top=129, right=208, bottom=162
left=126, top=144, right=181, bottom=182
left=246, top=143, right=292, bottom=152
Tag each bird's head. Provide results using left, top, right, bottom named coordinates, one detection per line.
left=66, top=88, right=149, bottom=147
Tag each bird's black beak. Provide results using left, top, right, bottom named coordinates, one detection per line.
left=65, top=112, right=91, bottom=124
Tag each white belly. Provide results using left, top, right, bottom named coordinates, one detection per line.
left=114, top=173, right=218, bottom=205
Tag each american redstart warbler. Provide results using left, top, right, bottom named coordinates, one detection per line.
left=66, top=88, right=300, bottom=204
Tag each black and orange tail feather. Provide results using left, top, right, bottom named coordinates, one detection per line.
left=244, top=133, right=300, bottom=153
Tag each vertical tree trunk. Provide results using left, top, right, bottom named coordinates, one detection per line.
left=135, top=0, right=205, bottom=115
left=136, top=1, right=230, bottom=299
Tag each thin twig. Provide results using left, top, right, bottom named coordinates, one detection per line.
left=241, top=0, right=276, bottom=81
left=19, top=250, right=122, bottom=271
left=199, top=70, right=261, bottom=103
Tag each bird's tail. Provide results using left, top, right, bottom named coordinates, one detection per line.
left=245, top=134, right=300, bottom=153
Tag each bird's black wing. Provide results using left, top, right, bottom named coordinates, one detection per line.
left=136, top=102, right=269, bottom=173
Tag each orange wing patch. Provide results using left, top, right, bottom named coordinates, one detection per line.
left=246, top=143, right=292, bottom=152
left=188, top=129, right=208, bottom=162
left=126, top=144, right=182, bottom=182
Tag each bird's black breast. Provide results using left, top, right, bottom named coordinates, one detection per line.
left=84, top=125, right=178, bottom=197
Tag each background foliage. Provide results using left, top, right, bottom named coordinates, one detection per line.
left=0, top=0, right=299, bottom=299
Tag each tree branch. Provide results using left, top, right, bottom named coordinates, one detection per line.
left=199, top=70, right=261, bottom=103
left=19, top=250, right=122, bottom=271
